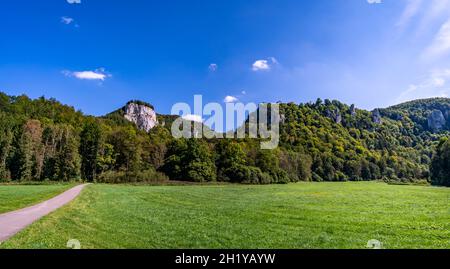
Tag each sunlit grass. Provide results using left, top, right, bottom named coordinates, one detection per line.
left=2, top=182, right=450, bottom=249
left=0, top=184, right=75, bottom=214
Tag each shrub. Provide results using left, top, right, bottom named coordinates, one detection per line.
left=163, top=139, right=217, bottom=182
left=222, top=164, right=273, bottom=184
left=186, top=161, right=217, bottom=182
left=97, top=169, right=169, bottom=184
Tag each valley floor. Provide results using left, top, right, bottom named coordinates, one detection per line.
left=1, top=182, right=449, bottom=249
left=0, top=184, right=75, bottom=214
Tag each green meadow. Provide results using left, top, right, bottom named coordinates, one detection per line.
left=0, top=184, right=74, bottom=214
left=1, top=182, right=449, bottom=249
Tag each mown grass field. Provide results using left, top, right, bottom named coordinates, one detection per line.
left=1, top=182, right=449, bottom=249
left=0, top=184, right=74, bottom=214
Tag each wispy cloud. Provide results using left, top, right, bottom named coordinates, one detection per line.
left=63, top=68, right=111, bottom=81
left=396, top=0, right=450, bottom=33
left=396, top=69, right=450, bottom=103
left=208, top=63, right=218, bottom=72
left=67, top=0, right=81, bottom=4
left=396, top=0, right=423, bottom=29
left=422, top=19, right=450, bottom=60
left=367, top=0, right=382, bottom=4
left=417, top=0, right=450, bottom=32
left=61, top=16, right=74, bottom=25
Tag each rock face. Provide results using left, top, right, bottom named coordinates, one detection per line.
left=124, top=102, right=158, bottom=132
left=372, top=109, right=382, bottom=124
left=325, top=108, right=342, bottom=124
left=427, top=110, right=446, bottom=132
left=445, top=110, right=450, bottom=120
left=334, top=109, right=342, bottom=124
left=350, top=104, right=356, bottom=117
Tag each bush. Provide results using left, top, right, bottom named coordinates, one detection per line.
left=221, top=164, right=273, bottom=184
left=278, top=150, right=313, bottom=182
left=97, top=169, right=169, bottom=184
left=186, top=161, right=217, bottom=182
left=312, top=172, right=323, bottom=182
left=163, top=139, right=217, bottom=182
left=271, top=169, right=290, bottom=184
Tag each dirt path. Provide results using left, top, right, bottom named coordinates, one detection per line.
left=0, top=184, right=89, bottom=243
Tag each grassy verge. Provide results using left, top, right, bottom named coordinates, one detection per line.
left=1, top=182, right=449, bottom=249
left=0, top=183, right=76, bottom=214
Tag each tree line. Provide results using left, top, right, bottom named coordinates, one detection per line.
left=0, top=92, right=449, bottom=186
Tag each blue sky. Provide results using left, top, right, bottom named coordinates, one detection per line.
left=2, top=0, right=450, bottom=117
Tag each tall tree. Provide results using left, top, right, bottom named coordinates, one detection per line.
left=163, top=139, right=216, bottom=182
left=54, top=125, right=80, bottom=181
left=80, top=120, right=102, bottom=181
left=0, top=112, right=14, bottom=180
left=110, top=126, right=141, bottom=173
left=431, top=137, right=450, bottom=187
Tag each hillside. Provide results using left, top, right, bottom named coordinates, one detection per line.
left=381, top=98, right=450, bottom=133
left=277, top=99, right=449, bottom=182
left=0, top=91, right=449, bottom=185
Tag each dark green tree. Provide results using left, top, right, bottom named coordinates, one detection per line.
left=80, top=119, right=102, bottom=181
left=54, top=125, right=81, bottom=181
left=431, top=137, right=450, bottom=187
left=163, top=139, right=216, bottom=182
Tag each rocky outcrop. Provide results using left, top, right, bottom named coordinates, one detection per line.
left=334, top=109, right=342, bottom=124
left=123, top=102, right=158, bottom=132
left=427, top=110, right=446, bottom=132
left=350, top=104, right=356, bottom=117
left=372, top=109, right=382, bottom=124
left=445, top=110, right=450, bottom=120
left=280, top=114, right=286, bottom=124
left=326, top=108, right=342, bottom=124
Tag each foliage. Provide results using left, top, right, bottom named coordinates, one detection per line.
left=1, top=91, right=450, bottom=185
left=79, top=119, right=102, bottom=182
left=431, top=137, right=450, bottom=187
left=163, top=139, right=217, bottom=182
left=96, top=168, right=169, bottom=184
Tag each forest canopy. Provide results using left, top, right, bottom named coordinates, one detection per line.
left=0, top=91, right=449, bottom=186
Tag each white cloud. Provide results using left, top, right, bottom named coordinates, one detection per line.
left=367, top=0, right=382, bottom=4
left=252, top=57, right=279, bottom=71
left=73, top=71, right=107, bottom=80
left=396, top=69, right=450, bottom=103
left=61, top=16, right=75, bottom=25
left=224, top=96, right=238, bottom=103
left=422, top=19, right=450, bottom=60
left=67, top=0, right=81, bottom=4
left=182, top=114, right=203, bottom=123
left=241, top=90, right=247, bottom=95
left=63, top=68, right=111, bottom=81
left=208, top=63, right=218, bottom=72
left=252, top=60, right=270, bottom=71
left=268, top=57, right=278, bottom=64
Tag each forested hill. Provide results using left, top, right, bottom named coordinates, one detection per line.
left=0, top=91, right=449, bottom=186
left=380, top=98, right=450, bottom=133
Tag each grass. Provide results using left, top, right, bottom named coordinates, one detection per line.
left=0, top=183, right=75, bottom=214
left=1, top=182, right=450, bottom=249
